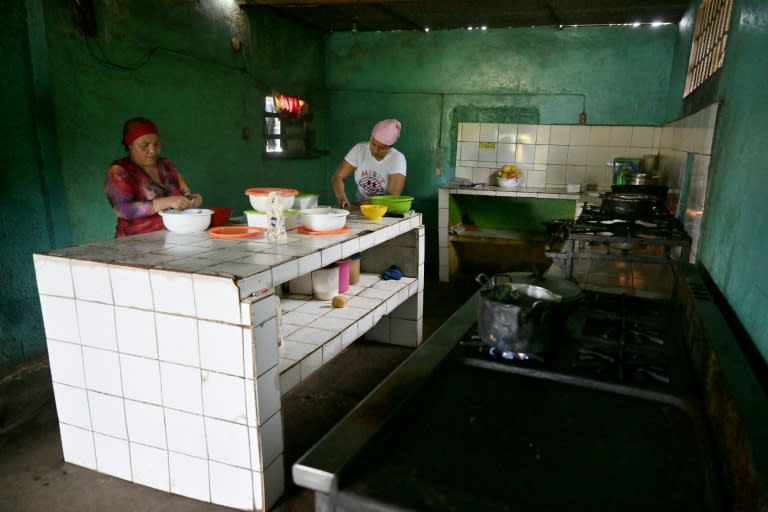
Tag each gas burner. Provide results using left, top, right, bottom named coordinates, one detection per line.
left=489, top=347, right=544, bottom=362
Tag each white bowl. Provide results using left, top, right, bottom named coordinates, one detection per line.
left=244, top=209, right=300, bottom=230
left=245, top=188, right=298, bottom=211
left=300, top=208, right=349, bottom=231
left=159, top=208, right=213, bottom=233
left=497, top=176, right=523, bottom=188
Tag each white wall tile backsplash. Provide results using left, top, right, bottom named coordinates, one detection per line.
left=130, top=442, right=170, bottom=491
left=109, top=265, right=153, bottom=309
left=125, top=399, right=167, bottom=448
left=33, top=255, right=74, bottom=297
left=456, top=122, right=663, bottom=187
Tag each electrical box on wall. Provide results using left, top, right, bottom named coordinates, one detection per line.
left=72, top=0, right=97, bottom=37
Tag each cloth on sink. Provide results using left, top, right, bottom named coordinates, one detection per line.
left=382, top=265, right=402, bottom=280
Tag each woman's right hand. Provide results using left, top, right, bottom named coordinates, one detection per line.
left=154, top=195, right=192, bottom=212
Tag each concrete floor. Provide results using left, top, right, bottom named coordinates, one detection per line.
left=0, top=270, right=479, bottom=512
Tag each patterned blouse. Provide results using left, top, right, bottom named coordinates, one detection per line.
left=104, top=157, right=191, bottom=238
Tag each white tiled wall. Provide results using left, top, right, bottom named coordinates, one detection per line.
left=456, top=122, right=661, bottom=188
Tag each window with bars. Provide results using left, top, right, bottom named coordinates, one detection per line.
left=684, top=0, right=733, bottom=97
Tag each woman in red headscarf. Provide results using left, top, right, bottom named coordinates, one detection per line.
left=104, top=117, right=203, bottom=237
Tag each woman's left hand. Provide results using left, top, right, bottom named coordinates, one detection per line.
left=185, top=193, right=203, bottom=208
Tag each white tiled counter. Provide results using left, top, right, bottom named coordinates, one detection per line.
left=438, top=185, right=582, bottom=281
left=32, top=212, right=423, bottom=512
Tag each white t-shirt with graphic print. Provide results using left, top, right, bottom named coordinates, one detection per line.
left=344, top=142, right=407, bottom=202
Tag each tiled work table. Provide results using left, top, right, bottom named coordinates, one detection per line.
left=32, top=212, right=424, bottom=512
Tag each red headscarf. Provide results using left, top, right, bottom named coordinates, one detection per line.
left=123, top=120, right=159, bottom=146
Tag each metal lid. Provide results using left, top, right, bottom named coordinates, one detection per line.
left=494, top=272, right=583, bottom=302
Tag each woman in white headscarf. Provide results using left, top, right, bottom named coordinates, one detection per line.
left=331, top=119, right=406, bottom=209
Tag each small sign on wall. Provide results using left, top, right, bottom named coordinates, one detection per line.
left=479, top=142, right=496, bottom=149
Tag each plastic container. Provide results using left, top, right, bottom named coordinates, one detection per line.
left=349, top=253, right=361, bottom=285
left=338, top=259, right=350, bottom=293
left=312, top=264, right=339, bottom=300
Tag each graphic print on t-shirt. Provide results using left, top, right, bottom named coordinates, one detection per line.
left=359, top=169, right=385, bottom=197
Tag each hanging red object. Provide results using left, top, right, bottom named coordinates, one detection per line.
left=273, top=92, right=306, bottom=118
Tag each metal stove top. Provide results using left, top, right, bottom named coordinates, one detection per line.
left=452, top=291, right=698, bottom=397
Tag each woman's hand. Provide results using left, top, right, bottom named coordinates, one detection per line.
left=153, top=195, right=193, bottom=212
left=335, top=196, right=351, bottom=209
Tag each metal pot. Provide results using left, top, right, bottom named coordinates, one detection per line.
left=475, top=274, right=562, bottom=356
left=599, top=192, right=655, bottom=218
left=629, top=173, right=654, bottom=185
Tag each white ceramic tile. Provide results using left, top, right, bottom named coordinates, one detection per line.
left=150, top=269, right=195, bottom=316
left=569, top=125, right=590, bottom=145
left=458, top=141, right=479, bottom=161
left=248, top=427, right=262, bottom=470
left=58, top=423, right=96, bottom=469
left=125, top=399, right=167, bottom=449
left=536, top=125, right=550, bottom=144
left=237, top=270, right=273, bottom=300
left=33, top=255, right=74, bottom=297
left=322, top=336, right=342, bottom=363
left=87, top=390, right=126, bottom=439
left=259, top=411, right=283, bottom=468
left=567, top=146, right=588, bottom=165
left=631, top=126, right=655, bottom=148
left=256, top=366, right=280, bottom=426
left=296, top=252, right=322, bottom=275
left=120, top=354, right=162, bottom=405
left=516, top=144, right=536, bottom=164
left=549, top=125, right=570, bottom=145
left=199, top=320, right=244, bottom=376
left=245, top=378, right=257, bottom=428
left=271, top=260, right=299, bottom=285
left=496, top=143, right=516, bottom=163
left=53, top=383, right=92, bottom=429
left=130, top=442, right=170, bottom=491
left=168, top=451, right=210, bottom=502
left=263, top=454, right=285, bottom=511
left=285, top=326, right=334, bottom=347
left=610, top=126, right=633, bottom=147
left=320, top=246, right=342, bottom=267
left=251, top=294, right=277, bottom=326
left=278, top=363, right=300, bottom=395
left=588, top=126, right=611, bottom=146
left=478, top=123, right=498, bottom=142
left=94, top=433, right=131, bottom=480
left=210, top=461, right=254, bottom=510
left=279, top=340, right=316, bottom=361
left=193, top=274, right=240, bottom=324
left=202, top=371, right=247, bottom=424
left=76, top=300, right=117, bottom=350
left=160, top=362, right=203, bottom=414
left=205, top=417, right=251, bottom=468
left=46, top=340, right=85, bottom=387
left=517, top=124, right=537, bottom=144
left=497, top=123, right=517, bottom=143
left=71, top=261, right=113, bottom=304
left=458, top=122, right=480, bottom=141
left=109, top=265, right=153, bottom=309
left=165, top=408, right=207, bottom=458
left=39, top=296, right=80, bottom=343
left=340, top=323, right=360, bottom=349
left=300, top=349, right=323, bottom=380
left=155, top=313, right=199, bottom=366
left=547, top=145, right=568, bottom=165
left=82, top=347, right=122, bottom=396
left=253, top=317, right=279, bottom=378
left=115, top=307, right=157, bottom=358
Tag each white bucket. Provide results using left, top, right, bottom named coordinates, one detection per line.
left=312, top=264, right=339, bottom=300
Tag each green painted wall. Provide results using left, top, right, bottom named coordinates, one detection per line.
left=670, top=0, right=768, bottom=359
left=0, top=0, right=330, bottom=373
left=324, top=26, right=677, bottom=264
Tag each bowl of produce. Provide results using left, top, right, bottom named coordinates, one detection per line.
left=360, top=204, right=388, bottom=220
left=300, top=208, right=349, bottom=232
left=159, top=208, right=213, bottom=233
left=495, top=164, right=523, bottom=188
left=370, top=195, right=414, bottom=214
left=245, top=188, right=299, bottom=211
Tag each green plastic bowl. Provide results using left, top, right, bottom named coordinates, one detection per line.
left=370, top=195, right=414, bottom=213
